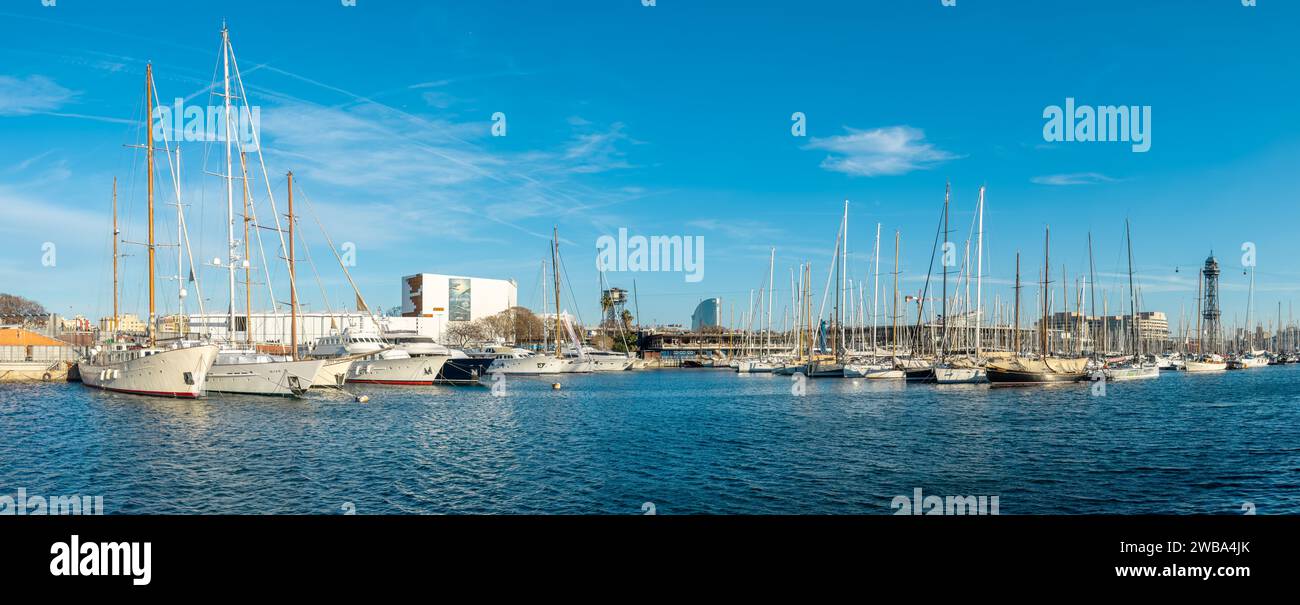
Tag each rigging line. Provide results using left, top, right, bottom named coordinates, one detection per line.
left=295, top=180, right=383, bottom=329
left=555, top=246, right=587, bottom=328
left=227, top=36, right=291, bottom=314
left=150, top=75, right=209, bottom=323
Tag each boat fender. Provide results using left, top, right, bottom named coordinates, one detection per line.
left=552, top=383, right=562, bottom=390
left=355, top=395, right=370, bottom=403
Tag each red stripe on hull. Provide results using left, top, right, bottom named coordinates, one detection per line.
left=89, top=385, right=200, bottom=398
left=346, top=379, right=437, bottom=386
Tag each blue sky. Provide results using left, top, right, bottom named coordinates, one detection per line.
left=1, top=0, right=1297, bottom=332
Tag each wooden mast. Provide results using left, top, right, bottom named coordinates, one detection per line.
left=288, top=171, right=297, bottom=360
left=146, top=63, right=156, bottom=347
left=1013, top=252, right=1021, bottom=356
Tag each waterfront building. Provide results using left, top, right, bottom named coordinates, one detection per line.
left=400, top=273, right=518, bottom=339
left=691, top=298, right=722, bottom=331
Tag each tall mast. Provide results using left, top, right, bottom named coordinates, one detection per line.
left=552, top=226, right=563, bottom=360
left=241, top=151, right=252, bottom=347
left=146, top=63, right=156, bottom=347
left=112, top=177, right=119, bottom=338
left=974, top=186, right=984, bottom=359
left=1013, top=252, right=1021, bottom=356
left=222, top=24, right=237, bottom=345
left=840, top=200, right=848, bottom=360
left=940, top=183, right=949, bottom=361
left=1041, top=227, right=1050, bottom=358
left=288, top=171, right=297, bottom=360
left=1196, top=268, right=1203, bottom=355
left=1088, top=231, right=1097, bottom=355
left=893, top=231, right=900, bottom=359
left=1125, top=219, right=1139, bottom=357
left=872, top=223, right=881, bottom=355
left=174, top=148, right=185, bottom=327
left=766, top=247, right=774, bottom=356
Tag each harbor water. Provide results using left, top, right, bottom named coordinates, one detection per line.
left=2, top=367, right=1298, bottom=514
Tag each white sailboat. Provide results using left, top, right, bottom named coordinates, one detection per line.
left=79, top=63, right=220, bottom=398
left=1103, top=220, right=1159, bottom=381
left=934, top=185, right=987, bottom=384
left=198, top=27, right=325, bottom=397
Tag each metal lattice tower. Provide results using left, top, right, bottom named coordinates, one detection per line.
left=1202, top=255, right=1222, bottom=353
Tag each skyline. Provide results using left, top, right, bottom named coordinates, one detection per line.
left=2, top=1, right=1298, bottom=330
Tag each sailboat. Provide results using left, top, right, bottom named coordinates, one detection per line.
left=1228, top=264, right=1268, bottom=370
left=985, top=226, right=1089, bottom=385
left=852, top=229, right=906, bottom=379
left=934, top=185, right=988, bottom=384
left=79, top=63, right=220, bottom=398
left=737, top=248, right=780, bottom=373
left=803, top=201, right=850, bottom=378
left=1102, top=220, right=1159, bottom=381
left=200, top=26, right=323, bottom=397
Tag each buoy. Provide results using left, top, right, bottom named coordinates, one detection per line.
left=551, top=383, right=562, bottom=390
left=355, top=395, right=370, bottom=403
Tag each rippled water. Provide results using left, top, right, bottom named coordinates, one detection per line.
left=2, top=366, right=1298, bottom=514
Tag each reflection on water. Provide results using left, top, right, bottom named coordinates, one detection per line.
left=1, top=366, right=1298, bottom=514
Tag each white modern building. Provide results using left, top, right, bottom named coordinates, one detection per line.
left=400, top=273, right=518, bottom=338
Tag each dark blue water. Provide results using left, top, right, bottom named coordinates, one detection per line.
left=2, top=366, right=1298, bottom=514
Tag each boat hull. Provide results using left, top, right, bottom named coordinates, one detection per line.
left=488, top=356, right=568, bottom=375
left=1103, top=365, right=1161, bottom=381
left=437, top=357, right=495, bottom=385
left=78, top=345, right=219, bottom=398
left=206, top=358, right=325, bottom=397
left=1184, top=360, right=1228, bottom=373
left=933, top=367, right=988, bottom=384
left=346, top=355, right=448, bottom=385
left=311, top=357, right=357, bottom=388
left=985, top=368, right=1086, bottom=385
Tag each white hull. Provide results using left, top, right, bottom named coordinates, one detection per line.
left=78, top=345, right=219, bottom=398
left=1184, top=360, right=1228, bottom=373
left=207, top=358, right=325, bottom=397
left=488, top=356, right=568, bottom=375
left=933, top=367, right=987, bottom=384
left=737, top=359, right=778, bottom=373
left=1104, top=365, right=1161, bottom=381
left=347, top=355, right=449, bottom=385
left=584, top=357, right=633, bottom=372
left=562, top=360, right=596, bottom=373
left=1228, top=357, right=1269, bottom=370
left=311, top=357, right=356, bottom=388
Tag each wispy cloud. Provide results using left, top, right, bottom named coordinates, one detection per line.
left=804, top=125, right=959, bottom=177
left=0, top=75, right=77, bottom=116
left=1031, top=172, right=1117, bottom=186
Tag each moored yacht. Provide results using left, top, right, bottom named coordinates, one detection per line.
left=79, top=342, right=220, bottom=398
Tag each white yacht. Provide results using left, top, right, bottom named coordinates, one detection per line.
left=79, top=342, right=220, bottom=399
left=206, top=349, right=324, bottom=397
left=346, top=348, right=449, bottom=385
left=471, top=345, right=568, bottom=375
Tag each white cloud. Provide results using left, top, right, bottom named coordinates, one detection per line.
left=805, top=126, right=959, bottom=177
left=1030, top=172, right=1117, bottom=186
left=0, top=75, right=77, bottom=116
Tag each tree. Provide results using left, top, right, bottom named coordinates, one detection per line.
left=0, top=293, right=45, bottom=323
left=445, top=321, right=488, bottom=347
